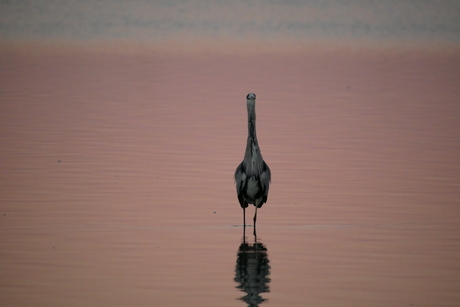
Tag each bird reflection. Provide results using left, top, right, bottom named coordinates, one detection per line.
left=234, top=233, right=270, bottom=306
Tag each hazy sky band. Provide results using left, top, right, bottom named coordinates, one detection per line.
left=1, top=0, right=460, bottom=45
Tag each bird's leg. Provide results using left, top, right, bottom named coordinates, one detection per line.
left=243, top=207, right=246, bottom=240
left=253, top=207, right=258, bottom=236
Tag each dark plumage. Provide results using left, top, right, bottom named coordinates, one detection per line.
left=235, top=93, right=271, bottom=232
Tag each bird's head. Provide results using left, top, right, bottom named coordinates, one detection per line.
left=246, top=93, right=256, bottom=101
left=246, top=93, right=256, bottom=111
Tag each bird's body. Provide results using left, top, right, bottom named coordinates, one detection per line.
left=235, top=93, right=271, bottom=232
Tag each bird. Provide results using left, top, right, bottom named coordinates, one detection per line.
left=235, top=93, right=271, bottom=234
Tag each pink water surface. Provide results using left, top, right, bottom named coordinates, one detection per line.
left=1, top=44, right=460, bottom=306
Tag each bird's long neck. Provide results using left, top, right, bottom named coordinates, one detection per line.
left=244, top=103, right=261, bottom=163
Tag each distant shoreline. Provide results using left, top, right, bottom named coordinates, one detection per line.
left=1, top=38, right=460, bottom=57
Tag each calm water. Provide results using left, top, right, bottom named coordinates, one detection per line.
left=1, top=49, right=460, bottom=306
left=1, top=1, right=460, bottom=306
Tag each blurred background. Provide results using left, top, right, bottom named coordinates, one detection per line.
left=1, top=0, right=460, bottom=51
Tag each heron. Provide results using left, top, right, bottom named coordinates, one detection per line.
left=234, top=93, right=271, bottom=234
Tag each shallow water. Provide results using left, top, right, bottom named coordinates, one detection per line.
left=1, top=48, right=460, bottom=306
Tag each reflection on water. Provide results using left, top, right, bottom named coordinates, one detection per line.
left=234, top=233, right=270, bottom=307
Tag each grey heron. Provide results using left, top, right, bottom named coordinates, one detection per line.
left=234, top=93, right=271, bottom=233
